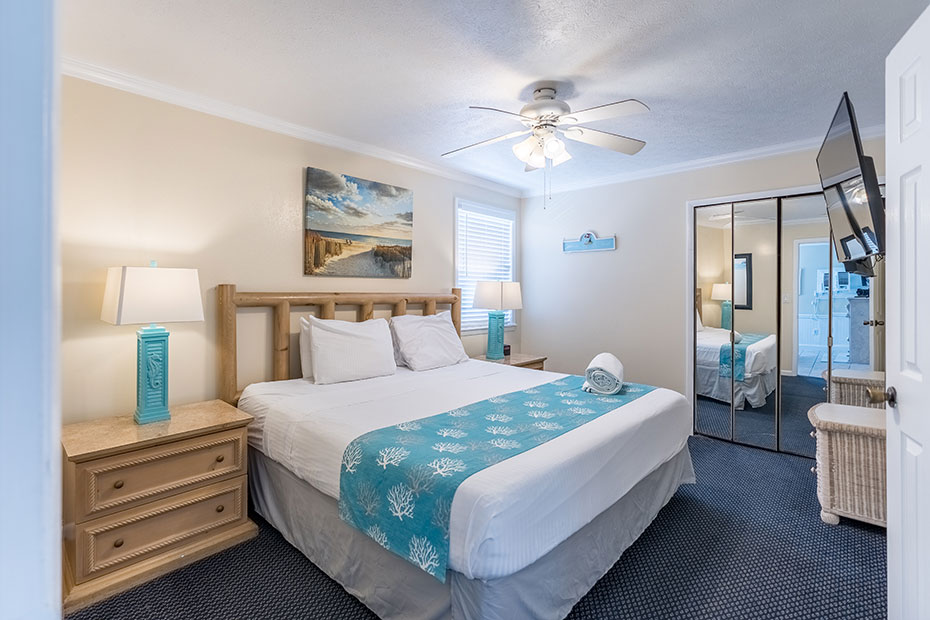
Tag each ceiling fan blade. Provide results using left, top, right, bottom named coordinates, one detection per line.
left=559, top=99, right=649, bottom=125
left=441, top=130, right=531, bottom=158
left=469, top=106, right=535, bottom=122
left=560, top=126, right=645, bottom=155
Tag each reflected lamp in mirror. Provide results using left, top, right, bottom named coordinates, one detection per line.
left=101, top=262, right=205, bottom=424
left=473, top=281, right=522, bottom=360
left=711, top=282, right=732, bottom=330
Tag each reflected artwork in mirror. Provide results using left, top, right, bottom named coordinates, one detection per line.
left=734, top=253, right=753, bottom=309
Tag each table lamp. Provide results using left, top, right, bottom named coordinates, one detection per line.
left=101, top=262, right=204, bottom=424
left=711, top=282, right=732, bottom=330
left=473, top=281, right=522, bottom=360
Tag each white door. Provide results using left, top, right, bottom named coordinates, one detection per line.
left=885, top=5, right=930, bottom=618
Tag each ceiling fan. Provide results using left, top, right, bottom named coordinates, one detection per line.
left=441, top=86, right=649, bottom=171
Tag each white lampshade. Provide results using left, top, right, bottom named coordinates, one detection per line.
left=711, top=283, right=731, bottom=302
left=512, top=136, right=537, bottom=163
left=101, top=266, right=205, bottom=325
left=543, top=136, right=566, bottom=159
left=527, top=145, right=546, bottom=169
left=551, top=149, right=572, bottom=167
left=473, top=281, right=523, bottom=311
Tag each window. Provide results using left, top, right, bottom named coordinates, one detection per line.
left=455, top=200, right=517, bottom=332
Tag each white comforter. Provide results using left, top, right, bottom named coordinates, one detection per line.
left=696, top=327, right=777, bottom=378
left=238, top=360, right=691, bottom=580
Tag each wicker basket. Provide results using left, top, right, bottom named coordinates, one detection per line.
left=824, top=370, right=886, bottom=408
left=808, top=403, right=886, bottom=527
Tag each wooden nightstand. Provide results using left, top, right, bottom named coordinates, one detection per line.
left=61, top=400, right=258, bottom=613
left=474, top=352, right=548, bottom=370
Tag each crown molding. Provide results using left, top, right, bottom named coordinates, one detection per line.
left=525, top=124, right=886, bottom=198
left=61, top=57, right=524, bottom=198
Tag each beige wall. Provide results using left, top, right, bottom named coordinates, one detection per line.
left=520, top=136, right=884, bottom=394
left=61, top=77, right=521, bottom=424
left=733, top=218, right=778, bottom=335
left=695, top=224, right=729, bottom=328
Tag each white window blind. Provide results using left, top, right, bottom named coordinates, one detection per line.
left=455, top=201, right=516, bottom=332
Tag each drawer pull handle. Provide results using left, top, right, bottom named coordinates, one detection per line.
left=114, top=538, right=124, bottom=548
left=113, top=480, right=124, bottom=489
left=216, top=505, right=225, bottom=513
left=215, top=455, right=225, bottom=463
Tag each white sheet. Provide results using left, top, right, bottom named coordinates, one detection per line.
left=696, top=327, right=777, bottom=378
left=238, top=360, right=691, bottom=580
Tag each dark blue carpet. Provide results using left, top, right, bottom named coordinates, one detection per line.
left=695, top=375, right=824, bottom=456
left=67, top=436, right=885, bottom=620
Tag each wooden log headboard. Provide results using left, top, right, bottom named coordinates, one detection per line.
left=217, top=285, right=461, bottom=405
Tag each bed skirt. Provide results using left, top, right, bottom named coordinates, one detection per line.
left=248, top=445, right=695, bottom=620
left=695, top=365, right=776, bottom=409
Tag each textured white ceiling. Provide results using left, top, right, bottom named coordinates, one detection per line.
left=62, top=0, right=929, bottom=194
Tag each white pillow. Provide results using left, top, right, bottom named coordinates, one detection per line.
left=733, top=331, right=743, bottom=344
left=696, top=309, right=705, bottom=332
left=299, top=316, right=314, bottom=379
left=308, top=316, right=396, bottom=384
left=389, top=321, right=406, bottom=367
left=390, top=311, right=468, bottom=371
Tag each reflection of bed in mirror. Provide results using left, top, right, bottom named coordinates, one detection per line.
left=696, top=289, right=777, bottom=409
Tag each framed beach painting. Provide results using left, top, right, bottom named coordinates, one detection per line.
left=304, top=167, right=413, bottom=277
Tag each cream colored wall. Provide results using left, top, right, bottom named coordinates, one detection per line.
left=520, top=137, right=884, bottom=394
left=733, top=220, right=778, bottom=335
left=695, top=224, right=729, bottom=328
left=60, top=77, right=521, bottom=424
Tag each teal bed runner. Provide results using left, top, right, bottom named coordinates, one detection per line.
left=719, top=333, right=767, bottom=381
left=338, top=375, right=656, bottom=581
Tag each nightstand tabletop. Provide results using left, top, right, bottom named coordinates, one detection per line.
left=474, top=352, right=548, bottom=367
left=62, top=399, right=252, bottom=462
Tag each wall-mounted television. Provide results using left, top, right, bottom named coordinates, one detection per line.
left=816, top=92, right=884, bottom=276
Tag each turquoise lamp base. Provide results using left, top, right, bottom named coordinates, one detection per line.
left=485, top=310, right=506, bottom=360
left=720, top=300, right=733, bottom=330
left=135, top=325, right=171, bottom=425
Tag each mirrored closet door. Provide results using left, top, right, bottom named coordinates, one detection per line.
left=780, top=195, right=831, bottom=456
left=694, top=204, right=733, bottom=441
left=731, top=199, right=778, bottom=450
left=693, top=192, right=885, bottom=457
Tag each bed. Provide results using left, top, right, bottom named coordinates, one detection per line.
left=218, top=285, right=694, bottom=620
left=695, top=290, right=777, bottom=409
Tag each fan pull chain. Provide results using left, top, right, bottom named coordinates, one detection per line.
left=544, top=157, right=553, bottom=207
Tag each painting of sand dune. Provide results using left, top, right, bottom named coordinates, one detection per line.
left=303, top=167, right=413, bottom=278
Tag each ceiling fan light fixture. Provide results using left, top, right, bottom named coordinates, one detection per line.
left=550, top=149, right=572, bottom=166
left=527, top=145, right=546, bottom=169
left=512, top=136, right=538, bottom=163
left=543, top=136, right=566, bottom=159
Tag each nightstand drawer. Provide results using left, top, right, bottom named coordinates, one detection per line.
left=74, top=476, right=247, bottom=583
left=76, top=428, right=247, bottom=520
left=522, top=361, right=545, bottom=370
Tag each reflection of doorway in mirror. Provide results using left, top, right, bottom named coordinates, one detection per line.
left=793, top=239, right=874, bottom=377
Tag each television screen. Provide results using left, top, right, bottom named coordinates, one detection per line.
left=816, top=93, right=884, bottom=264
left=817, top=97, right=861, bottom=187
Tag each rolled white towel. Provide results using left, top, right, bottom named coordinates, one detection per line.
left=583, top=352, right=624, bottom=395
